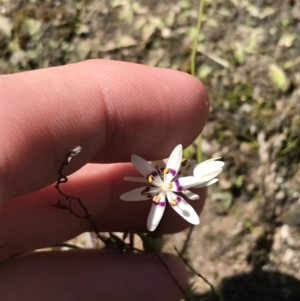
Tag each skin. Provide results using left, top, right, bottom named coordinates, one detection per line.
left=0, top=60, right=209, bottom=301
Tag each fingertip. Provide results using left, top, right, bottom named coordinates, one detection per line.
left=0, top=250, right=187, bottom=301
left=95, top=61, right=210, bottom=161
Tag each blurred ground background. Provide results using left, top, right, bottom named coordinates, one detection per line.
left=1, top=0, right=300, bottom=300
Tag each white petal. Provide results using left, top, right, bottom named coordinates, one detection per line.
left=193, top=161, right=224, bottom=181
left=131, top=154, right=163, bottom=185
left=150, top=160, right=166, bottom=169
left=150, top=160, right=165, bottom=178
left=172, top=176, right=208, bottom=191
left=164, top=144, right=183, bottom=183
left=201, top=157, right=222, bottom=164
left=120, top=187, right=153, bottom=201
left=177, top=159, right=197, bottom=178
left=194, top=178, right=219, bottom=188
left=166, top=192, right=199, bottom=225
left=182, top=190, right=200, bottom=200
left=147, top=193, right=166, bottom=231
left=131, top=154, right=155, bottom=177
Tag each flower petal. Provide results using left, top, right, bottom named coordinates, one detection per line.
left=194, top=178, right=219, bottom=188
left=131, top=154, right=163, bottom=185
left=177, top=159, right=197, bottom=178
left=150, top=160, right=165, bottom=178
left=151, top=160, right=166, bottom=169
left=182, top=190, right=200, bottom=200
left=164, top=144, right=183, bottom=183
left=147, top=192, right=166, bottom=231
left=172, top=176, right=207, bottom=191
left=120, top=187, right=156, bottom=201
left=193, top=160, right=224, bottom=182
left=166, top=192, right=199, bottom=225
left=201, top=157, right=222, bottom=164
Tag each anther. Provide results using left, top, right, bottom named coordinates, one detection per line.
left=147, top=175, right=155, bottom=183
left=168, top=183, right=173, bottom=189
left=181, top=160, right=188, bottom=167
left=163, top=168, right=170, bottom=174
left=141, top=190, right=151, bottom=197
left=186, top=165, right=192, bottom=171
left=153, top=195, right=160, bottom=203
left=170, top=199, right=178, bottom=206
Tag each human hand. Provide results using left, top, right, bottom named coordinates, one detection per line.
left=0, top=60, right=209, bottom=300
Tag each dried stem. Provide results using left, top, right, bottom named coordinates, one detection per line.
left=52, top=146, right=109, bottom=245
left=174, top=246, right=216, bottom=298
left=52, top=147, right=189, bottom=299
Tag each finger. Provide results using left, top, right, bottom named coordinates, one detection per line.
left=0, top=60, right=209, bottom=201
left=0, top=250, right=187, bottom=301
left=0, top=163, right=206, bottom=258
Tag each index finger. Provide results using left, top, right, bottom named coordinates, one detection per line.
left=0, top=60, right=209, bottom=201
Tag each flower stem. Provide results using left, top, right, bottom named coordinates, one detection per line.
left=186, top=0, right=206, bottom=162
left=190, top=0, right=206, bottom=77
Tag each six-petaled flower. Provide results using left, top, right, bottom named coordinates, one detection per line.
left=120, top=145, right=224, bottom=231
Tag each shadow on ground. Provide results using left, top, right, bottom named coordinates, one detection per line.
left=196, top=270, right=300, bottom=301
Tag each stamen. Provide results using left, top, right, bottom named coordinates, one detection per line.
left=181, top=160, right=188, bottom=167
left=168, top=183, right=173, bottom=189
left=186, top=164, right=192, bottom=171
left=153, top=195, right=160, bottom=203
left=147, top=175, right=155, bottom=183
left=163, top=168, right=170, bottom=174
left=170, top=199, right=178, bottom=206
left=141, top=188, right=151, bottom=198
left=147, top=171, right=159, bottom=183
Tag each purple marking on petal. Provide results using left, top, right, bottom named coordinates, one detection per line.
left=141, top=187, right=151, bottom=195
left=157, top=201, right=166, bottom=207
left=176, top=196, right=182, bottom=202
left=150, top=171, right=159, bottom=177
left=174, top=180, right=183, bottom=191
left=169, top=168, right=177, bottom=176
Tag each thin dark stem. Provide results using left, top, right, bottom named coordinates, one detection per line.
left=52, top=147, right=143, bottom=250
left=179, top=225, right=195, bottom=257
left=174, top=246, right=216, bottom=298
left=155, top=252, right=190, bottom=300
left=0, top=254, right=19, bottom=268
left=53, top=146, right=109, bottom=244
left=52, top=147, right=188, bottom=299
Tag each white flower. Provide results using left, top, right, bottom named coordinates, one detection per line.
left=120, top=145, right=224, bottom=232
